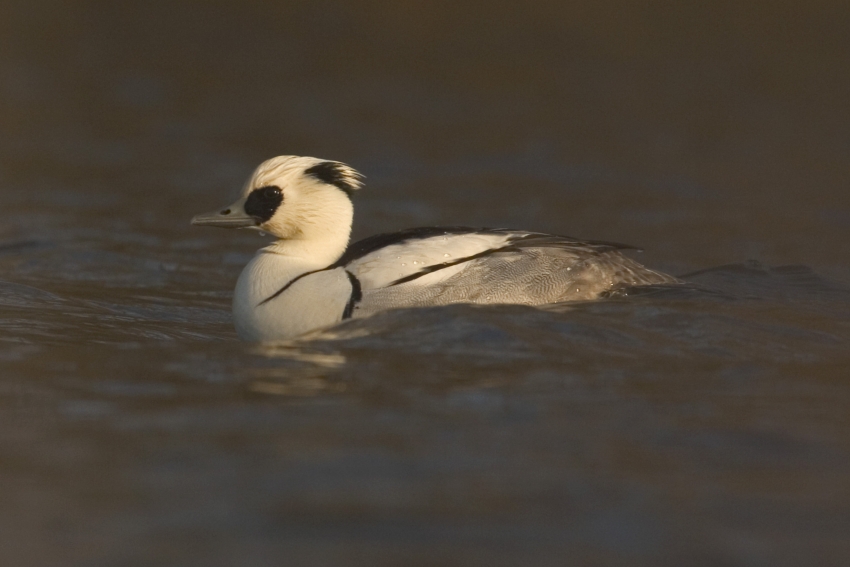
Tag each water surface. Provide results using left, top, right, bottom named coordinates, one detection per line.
left=2, top=2, right=849, bottom=565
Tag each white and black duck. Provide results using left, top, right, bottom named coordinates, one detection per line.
left=191, top=156, right=680, bottom=341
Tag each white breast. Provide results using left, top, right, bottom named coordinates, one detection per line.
left=233, top=252, right=353, bottom=341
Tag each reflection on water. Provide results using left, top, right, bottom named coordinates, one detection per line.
left=248, top=344, right=347, bottom=396
left=2, top=0, right=850, bottom=565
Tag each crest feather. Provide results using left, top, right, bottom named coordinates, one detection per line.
left=304, top=161, right=364, bottom=196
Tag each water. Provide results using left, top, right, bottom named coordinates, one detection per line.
left=2, top=2, right=850, bottom=565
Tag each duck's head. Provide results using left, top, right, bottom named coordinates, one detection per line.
left=191, top=156, right=364, bottom=243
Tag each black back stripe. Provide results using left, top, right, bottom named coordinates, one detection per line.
left=258, top=228, right=640, bottom=305
left=387, top=245, right=519, bottom=287
left=384, top=232, right=640, bottom=288
left=257, top=269, right=322, bottom=306
left=342, top=271, right=362, bottom=319
left=331, top=227, right=638, bottom=270
left=330, top=227, right=485, bottom=268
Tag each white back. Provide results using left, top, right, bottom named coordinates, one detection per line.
left=346, top=231, right=516, bottom=289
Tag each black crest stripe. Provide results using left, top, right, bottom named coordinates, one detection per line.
left=304, top=161, right=362, bottom=197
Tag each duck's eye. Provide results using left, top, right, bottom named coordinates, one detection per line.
left=244, top=185, right=283, bottom=223
left=262, top=186, right=281, bottom=199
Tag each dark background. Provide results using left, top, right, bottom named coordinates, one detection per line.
left=2, top=2, right=850, bottom=566
left=3, top=1, right=849, bottom=272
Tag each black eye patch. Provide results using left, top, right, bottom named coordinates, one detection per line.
left=244, top=186, right=283, bottom=223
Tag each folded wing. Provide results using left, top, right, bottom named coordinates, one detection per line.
left=338, top=227, right=639, bottom=290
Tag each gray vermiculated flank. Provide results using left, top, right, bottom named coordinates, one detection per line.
left=353, top=244, right=681, bottom=318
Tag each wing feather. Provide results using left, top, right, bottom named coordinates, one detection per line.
left=339, top=227, right=637, bottom=290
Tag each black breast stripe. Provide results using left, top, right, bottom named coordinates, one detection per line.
left=342, top=271, right=362, bottom=319
left=258, top=269, right=322, bottom=306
